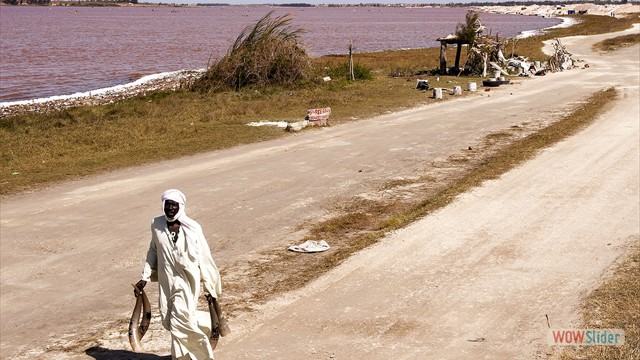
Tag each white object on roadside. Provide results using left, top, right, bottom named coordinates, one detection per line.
left=247, top=121, right=289, bottom=128
left=288, top=240, right=331, bottom=253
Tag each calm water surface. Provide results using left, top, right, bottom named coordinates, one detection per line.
left=0, top=6, right=560, bottom=102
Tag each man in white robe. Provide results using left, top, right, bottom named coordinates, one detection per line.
left=135, top=189, right=222, bottom=359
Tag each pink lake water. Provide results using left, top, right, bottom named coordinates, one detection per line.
left=0, top=5, right=560, bottom=102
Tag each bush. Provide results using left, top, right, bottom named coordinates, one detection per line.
left=191, top=12, right=312, bottom=93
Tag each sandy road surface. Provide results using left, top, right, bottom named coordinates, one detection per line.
left=215, top=63, right=640, bottom=360
left=1, top=25, right=638, bottom=359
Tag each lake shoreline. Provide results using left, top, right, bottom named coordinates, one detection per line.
left=0, top=70, right=202, bottom=118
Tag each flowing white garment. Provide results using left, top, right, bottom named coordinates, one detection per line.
left=141, top=214, right=222, bottom=359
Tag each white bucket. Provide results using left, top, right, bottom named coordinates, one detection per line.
left=433, top=88, right=443, bottom=99
left=468, top=82, right=477, bottom=91
left=493, top=70, right=501, bottom=78
left=452, top=86, right=462, bottom=95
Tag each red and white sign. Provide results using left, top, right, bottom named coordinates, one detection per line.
left=306, top=107, right=331, bottom=126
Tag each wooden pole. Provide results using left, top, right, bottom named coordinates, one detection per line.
left=439, top=41, right=447, bottom=75
left=454, top=42, right=462, bottom=70
left=348, top=39, right=355, bottom=81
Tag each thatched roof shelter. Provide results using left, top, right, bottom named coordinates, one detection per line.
left=436, top=34, right=472, bottom=75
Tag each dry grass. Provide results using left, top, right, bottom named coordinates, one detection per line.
left=593, top=33, right=640, bottom=52
left=555, top=240, right=640, bottom=360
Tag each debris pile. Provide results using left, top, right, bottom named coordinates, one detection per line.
left=548, top=39, right=575, bottom=72
left=463, top=34, right=509, bottom=77
left=436, top=12, right=582, bottom=80
left=464, top=36, right=580, bottom=78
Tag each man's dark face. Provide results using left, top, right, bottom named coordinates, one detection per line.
left=164, top=200, right=180, bottom=219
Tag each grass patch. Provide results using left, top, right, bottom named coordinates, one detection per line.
left=556, top=240, right=640, bottom=360
left=221, top=88, right=618, bottom=315
left=593, top=33, right=640, bottom=52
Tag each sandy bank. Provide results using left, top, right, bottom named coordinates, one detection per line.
left=474, top=2, right=639, bottom=18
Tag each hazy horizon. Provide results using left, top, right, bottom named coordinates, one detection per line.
left=141, top=0, right=533, bottom=5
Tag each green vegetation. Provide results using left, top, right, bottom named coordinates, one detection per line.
left=455, top=11, right=482, bottom=45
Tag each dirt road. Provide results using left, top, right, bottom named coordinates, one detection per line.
left=1, top=26, right=638, bottom=359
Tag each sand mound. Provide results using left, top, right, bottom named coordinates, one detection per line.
left=474, top=3, right=639, bottom=18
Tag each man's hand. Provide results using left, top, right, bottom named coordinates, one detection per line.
left=205, top=293, right=214, bottom=304
left=133, top=280, right=147, bottom=297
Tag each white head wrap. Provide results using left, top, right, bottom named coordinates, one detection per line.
left=161, top=189, right=203, bottom=258
left=162, top=189, right=186, bottom=222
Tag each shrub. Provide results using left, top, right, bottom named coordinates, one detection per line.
left=191, top=11, right=312, bottom=93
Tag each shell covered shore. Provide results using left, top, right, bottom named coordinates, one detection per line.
left=0, top=70, right=202, bottom=119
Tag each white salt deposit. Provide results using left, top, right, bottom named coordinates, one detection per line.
left=247, top=121, right=290, bottom=128
left=0, top=69, right=204, bottom=108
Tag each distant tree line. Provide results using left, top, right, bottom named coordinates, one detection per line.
left=2, top=0, right=141, bottom=4
left=272, top=3, right=314, bottom=7
left=3, top=0, right=50, bottom=4
left=326, top=1, right=637, bottom=7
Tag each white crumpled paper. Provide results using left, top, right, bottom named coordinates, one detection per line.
left=288, top=240, right=330, bottom=253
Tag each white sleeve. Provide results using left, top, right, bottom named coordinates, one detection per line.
left=141, top=221, right=158, bottom=282
left=199, top=232, right=222, bottom=298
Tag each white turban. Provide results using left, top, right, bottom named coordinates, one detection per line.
left=160, top=189, right=203, bottom=259
left=162, top=189, right=186, bottom=222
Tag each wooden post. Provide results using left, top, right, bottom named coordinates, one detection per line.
left=439, top=41, right=447, bottom=75
left=482, top=53, right=488, bottom=77
left=348, top=39, right=355, bottom=81
left=454, top=42, right=462, bottom=70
